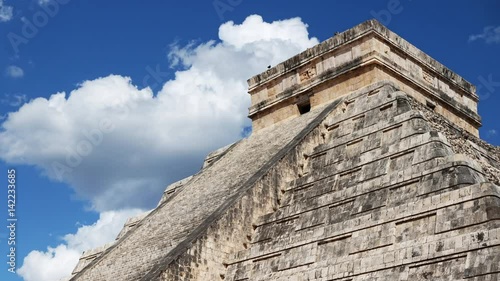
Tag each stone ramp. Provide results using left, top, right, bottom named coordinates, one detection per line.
left=70, top=86, right=344, bottom=281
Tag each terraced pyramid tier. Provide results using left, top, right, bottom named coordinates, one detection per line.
left=225, top=83, right=500, bottom=281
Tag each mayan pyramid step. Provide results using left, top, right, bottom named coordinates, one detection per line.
left=70, top=19, right=500, bottom=281
left=224, top=85, right=498, bottom=281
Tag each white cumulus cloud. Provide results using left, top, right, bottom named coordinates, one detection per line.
left=1, top=93, right=27, bottom=107
left=486, top=129, right=498, bottom=138
left=469, top=26, right=500, bottom=44
left=0, top=0, right=13, bottom=22
left=17, top=209, right=144, bottom=281
left=0, top=15, right=318, bottom=212
left=5, top=65, right=24, bottom=78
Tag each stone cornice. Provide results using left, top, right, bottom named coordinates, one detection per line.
left=247, top=19, right=476, bottom=101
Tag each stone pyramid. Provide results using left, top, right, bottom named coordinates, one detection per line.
left=70, top=20, right=500, bottom=281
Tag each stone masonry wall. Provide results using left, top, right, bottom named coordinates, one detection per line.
left=247, top=20, right=481, bottom=136
left=224, top=84, right=500, bottom=280
left=410, top=97, right=500, bottom=185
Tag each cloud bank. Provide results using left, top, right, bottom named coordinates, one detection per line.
left=469, top=26, right=500, bottom=44
left=0, top=15, right=318, bottom=212
left=5, top=65, right=25, bottom=78
left=1, top=93, right=27, bottom=107
left=486, top=129, right=498, bottom=138
left=0, top=0, right=13, bottom=22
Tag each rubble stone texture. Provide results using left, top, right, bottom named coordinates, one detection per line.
left=70, top=20, right=500, bottom=281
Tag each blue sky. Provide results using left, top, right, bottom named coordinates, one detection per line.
left=0, top=1, right=499, bottom=280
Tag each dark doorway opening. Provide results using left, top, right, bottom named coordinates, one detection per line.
left=298, top=102, right=311, bottom=115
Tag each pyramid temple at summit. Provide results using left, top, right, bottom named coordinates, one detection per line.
left=68, top=20, right=500, bottom=281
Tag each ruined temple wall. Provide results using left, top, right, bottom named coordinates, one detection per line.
left=247, top=21, right=480, bottom=136
left=252, top=59, right=479, bottom=138
left=225, top=85, right=500, bottom=281
left=366, top=66, right=478, bottom=136
left=250, top=98, right=301, bottom=134
left=409, top=97, right=500, bottom=185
